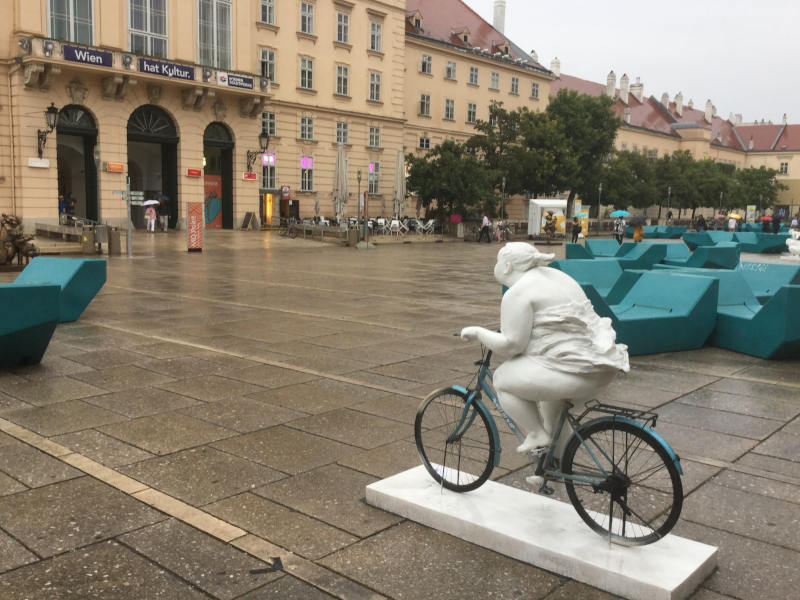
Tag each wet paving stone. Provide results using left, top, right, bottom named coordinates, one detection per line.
left=0, top=478, right=163, bottom=558
left=138, top=355, right=230, bottom=379
left=676, top=387, right=800, bottom=421
left=205, top=493, right=358, bottom=560
left=52, top=430, right=154, bottom=467
left=657, top=402, right=784, bottom=440
left=751, top=430, right=800, bottom=462
left=255, top=464, right=402, bottom=537
left=247, top=382, right=356, bottom=415
left=66, top=348, right=151, bottom=370
left=235, top=575, right=336, bottom=599
left=0, top=470, right=28, bottom=497
left=320, top=521, right=561, bottom=600
left=617, top=364, right=720, bottom=395
left=736, top=451, right=800, bottom=480
left=98, top=413, right=236, bottom=455
left=0, top=528, right=37, bottom=573
left=1, top=377, right=107, bottom=406
left=651, top=421, right=758, bottom=462
left=119, top=446, right=284, bottom=506
left=84, top=387, right=201, bottom=418
left=706, top=377, right=800, bottom=404
left=0, top=441, right=81, bottom=488
left=543, top=581, right=620, bottom=600
left=8, top=355, right=95, bottom=381
left=119, top=519, right=281, bottom=599
left=213, top=425, right=359, bottom=475
left=71, top=364, right=176, bottom=392
left=709, top=469, right=800, bottom=505
left=0, top=540, right=207, bottom=599
left=287, top=408, right=412, bottom=449
left=3, top=399, right=128, bottom=437
left=336, top=439, right=422, bottom=480
left=227, top=364, right=319, bottom=388
left=0, top=392, right=30, bottom=414
left=157, top=374, right=267, bottom=402
left=181, top=397, right=305, bottom=433
left=350, top=394, right=424, bottom=425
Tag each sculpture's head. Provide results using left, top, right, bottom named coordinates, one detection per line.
left=494, top=242, right=555, bottom=285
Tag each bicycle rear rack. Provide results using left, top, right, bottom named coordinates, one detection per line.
left=576, top=400, right=658, bottom=428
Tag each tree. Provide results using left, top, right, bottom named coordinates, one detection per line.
left=734, top=165, right=787, bottom=213
left=601, top=151, right=658, bottom=211
left=405, top=140, right=494, bottom=219
left=545, top=89, right=620, bottom=219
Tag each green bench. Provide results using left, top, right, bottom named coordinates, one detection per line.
left=549, top=259, right=624, bottom=298
left=584, top=239, right=622, bottom=257
left=14, top=257, right=107, bottom=323
left=736, top=262, right=800, bottom=303
left=661, top=242, right=740, bottom=269
left=0, top=283, right=61, bottom=367
left=732, top=232, right=791, bottom=254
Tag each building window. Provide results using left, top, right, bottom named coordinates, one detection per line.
left=336, top=11, right=349, bottom=43
left=261, top=111, right=276, bottom=136
left=780, top=162, right=789, bottom=174
left=370, top=21, right=382, bottom=52
left=488, top=107, right=497, bottom=127
left=419, top=137, right=430, bottom=149
left=130, top=0, right=167, bottom=57
left=621, top=143, right=627, bottom=151
left=50, top=0, right=93, bottom=45
left=300, top=156, right=314, bottom=192
left=467, top=102, right=477, bottom=124
left=300, top=116, right=314, bottom=140
left=198, top=0, right=231, bottom=69
left=421, top=54, right=432, bottom=74
left=490, top=71, right=499, bottom=90
left=419, top=94, right=430, bottom=116
left=445, top=61, right=456, bottom=80
left=299, top=56, right=314, bottom=89
left=469, top=66, right=478, bottom=85
left=368, top=162, right=380, bottom=194
left=336, top=121, right=349, bottom=145
left=300, top=2, right=314, bottom=34
left=510, top=76, right=519, bottom=95
left=262, top=163, right=276, bottom=189
left=444, top=98, right=454, bottom=121
left=531, top=82, right=539, bottom=99
left=369, top=72, right=381, bottom=102
left=259, top=0, right=274, bottom=25
left=369, top=126, right=381, bottom=148
left=336, top=64, right=349, bottom=96
left=260, top=48, right=275, bottom=81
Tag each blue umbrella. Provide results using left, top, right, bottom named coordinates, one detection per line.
left=610, top=210, right=630, bottom=217
left=573, top=212, right=588, bottom=218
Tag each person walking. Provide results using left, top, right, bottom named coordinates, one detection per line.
left=613, top=217, right=625, bottom=245
left=696, top=214, right=706, bottom=232
left=145, top=204, right=157, bottom=232
left=477, top=213, right=491, bottom=243
left=570, top=217, right=582, bottom=243
left=157, top=193, right=170, bottom=232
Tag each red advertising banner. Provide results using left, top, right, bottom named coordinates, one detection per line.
left=186, top=202, right=204, bottom=252
left=242, top=172, right=258, bottom=181
left=204, top=175, right=222, bottom=229
left=186, top=168, right=202, bottom=177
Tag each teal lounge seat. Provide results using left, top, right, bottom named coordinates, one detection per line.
left=549, top=259, right=624, bottom=298
left=615, top=243, right=667, bottom=269
left=584, top=239, right=622, bottom=257
left=663, top=226, right=687, bottom=239
left=624, top=225, right=658, bottom=238
left=682, top=232, right=714, bottom=250
left=661, top=242, right=740, bottom=269
left=581, top=271, right=718, bottom=355
left=732, top=232, right=791, bottom=254
left=0, top=283, right=61, bottom=367
left=737, top=262, right=800, bottom=302
left=565, top=243, right=593, bottom=259
left=15, top=257, right=106, bottom=323
left=706, top=231, right=736, bottom=244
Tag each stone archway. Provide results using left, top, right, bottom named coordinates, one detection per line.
left=56, top=105, right=98, bottom=222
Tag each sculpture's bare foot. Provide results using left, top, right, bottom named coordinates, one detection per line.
left=516, top=431, right=551, bottom=454
left=526, top=475, right=544, bottom=487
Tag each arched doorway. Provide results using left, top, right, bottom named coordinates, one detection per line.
left=203, top=122, right=234, bottom=229
left=56, top=105, right=98, bottom=222
left=127, top=105, right=178, bottom=229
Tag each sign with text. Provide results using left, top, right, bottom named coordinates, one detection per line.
left=186, top=202, right=204, bottom=252
left=139, top=58, right=194, bottom=80
left=281, top=185, right=291, bottom=200
left=63, top=45, right=112, bottom=67
left=186, top=168, right=202, bottom=177
left=217, top=71, right=254, bottom=90
left=243, top=172, right=258, bottom=181
left=104, top=162, right=124, bottom=173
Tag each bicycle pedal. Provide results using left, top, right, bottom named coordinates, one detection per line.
left=526, top=447, right=549, bottom=459
left=538, top=482, right=554, bottom=496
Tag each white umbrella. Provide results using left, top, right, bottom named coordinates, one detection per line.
left=392, top=150, right=406, bottom=218
left=332, top=143, right=348, bottom=222
left=143, top=199, right=160, bottom=206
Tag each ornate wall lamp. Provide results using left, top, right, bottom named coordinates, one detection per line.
left=37, top=103, right=59, bottom=158
left=246, top=131, right=270, bottom=172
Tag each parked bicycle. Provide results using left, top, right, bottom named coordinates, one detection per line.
left=284, top=217, right=300, bottom=239
left=414, top=344, right=683, bottom=546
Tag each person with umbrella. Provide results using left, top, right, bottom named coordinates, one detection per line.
left=695, top=214, right=706, bottom=232
left=629, top=215, right=646, bottom=242
left=156, top=192, right=170, bottom=232
left=610, top=209, right=629, bottom=245
left=145, top=202, right=157, bottom=232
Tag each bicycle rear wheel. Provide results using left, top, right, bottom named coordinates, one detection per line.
left=414, top=388, right=496, bottom=492
left=562, top=420, right=683, bottom=545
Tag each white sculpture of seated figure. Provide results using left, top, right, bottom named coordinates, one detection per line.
left=461, top=243, right=630, bottom=456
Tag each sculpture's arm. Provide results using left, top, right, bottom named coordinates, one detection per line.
left=461, top=291, right=533, bottom=355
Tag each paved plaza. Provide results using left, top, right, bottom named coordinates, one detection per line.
left=1, top=231, right=799, bottom=599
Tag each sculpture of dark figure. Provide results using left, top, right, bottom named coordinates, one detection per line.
left=0, top=214, right=40, bottom=265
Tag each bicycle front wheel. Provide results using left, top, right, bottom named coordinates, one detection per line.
left=414, top=388, right=496, bottom=492
left=562, top=420, right=683, bottom=545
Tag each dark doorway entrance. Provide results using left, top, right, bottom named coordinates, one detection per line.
left=56, top=105, right=98, bottom=222
left=203, top=122, right=234, bottom=229
left=127, top=105, right=179, bottom=229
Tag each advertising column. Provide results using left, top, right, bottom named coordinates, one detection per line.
left=187, top=202, right=204, bottom=252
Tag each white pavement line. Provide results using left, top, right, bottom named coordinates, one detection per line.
left=0, top=416, right=386, bottom=600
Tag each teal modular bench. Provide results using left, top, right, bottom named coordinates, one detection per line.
left=549, top=259, right=624, bottom=298
left=624, top=225, right=686, bottom=239
left=625, top=225, right=659, bottom=239
left=565, top=243, right=594, bottom=259
left=580, top=271, right=719, bottom=355
left=15, top=257, right=106, bottom=323
left=661, top=242, right=740, bottom=269
left=707, top=231, right=736, bottom=244
left=682, top=232, right=714, bottom=250
left=615, top=243, right=667, bottom=269
left=584, top=239, right=622, bottom=257
left=732, top=232, right=791, bottom=254
left=0, top=283, right=61, bottom=367
left=737, top=262, right=800, bottom=302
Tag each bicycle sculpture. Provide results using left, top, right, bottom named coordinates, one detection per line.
left=1, top=214, right=39, bottom=265
left=415, top=243, right=683, bottom=545
left=543, top=211, right=557, bottom=244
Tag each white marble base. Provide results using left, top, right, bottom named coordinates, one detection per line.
left=366, top=466, right=717, bottom=600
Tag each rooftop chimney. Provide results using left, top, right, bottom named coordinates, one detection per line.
left=783, top=113, right=788, bottom=124
left=619, top=73, right=629, bottom=105
left=712, top=104, right=717, bottom=118
left=704, top=99, right=713, bottom=123
left=675, top=92, right=683, bottom=116
left=550, top=57, right=560, bottom=77
left=606, top=71, right=616, bottom=98
left=661, top=92, right=669, bottom=107
left=630, top=77, right=644, bottom=102
left=623, top=107, right=631, bottom=124
left=748, top=136, right=754, bottom=150
left=688, top=98, right=694, bottom=109
left=493, top=1, right=506, bottom=34
left=530, top=49, right=538, bottom=62
left=735, top=113, right=742, bottom=125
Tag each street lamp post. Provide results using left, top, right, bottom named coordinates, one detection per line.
left=357, top=170, right=363, bottom=239
left=598, top=182, right=603, bottom=210
left=501, top=176, right=506, bottom=220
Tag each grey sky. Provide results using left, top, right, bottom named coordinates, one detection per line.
left=463, top=0, right=799, bottom=124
